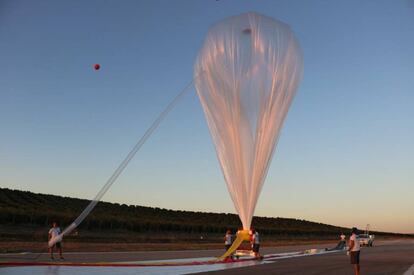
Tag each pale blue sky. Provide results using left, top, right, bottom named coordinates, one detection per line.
left=1, top=0, right=413, bottom=233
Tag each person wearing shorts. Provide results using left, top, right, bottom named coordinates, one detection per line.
left=348, top=227, right=360, bottom=275
left=48, top=221, right=64, bottom=260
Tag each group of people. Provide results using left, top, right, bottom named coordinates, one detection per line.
left=49, top=220, right=360, bottom=275
left=332, top=227, right=361, bottom=275
left=224, top=227, right=361, bottom=275
left=224, top=228, right=261, bottom=258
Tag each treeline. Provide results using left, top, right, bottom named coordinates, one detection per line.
left=0, top=188, right=411, bottom=242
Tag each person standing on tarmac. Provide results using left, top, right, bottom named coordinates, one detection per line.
left=348, top=227, right=361, bottom=275
left=251, top=229, right=261, bottom=258
left=48, top=221, right=64, bottom=260
left=224, top=229, right=233, bottom=251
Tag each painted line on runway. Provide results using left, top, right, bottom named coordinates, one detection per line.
left=403, top=264, right=414, bottom=275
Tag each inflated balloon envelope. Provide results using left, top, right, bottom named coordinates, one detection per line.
left=194, top=12, right=303, bottom=258
left=48, top=11, right=303, bottom=256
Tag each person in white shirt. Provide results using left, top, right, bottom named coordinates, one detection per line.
left=224, top=229, right=233, bottom=251
left=348, top=227, right=361, bottom=275
left=339, top=232, right=346, bottom=249
left=251, top=229, right=261, bottom=258
left=48, top=221, right=64, bottom=260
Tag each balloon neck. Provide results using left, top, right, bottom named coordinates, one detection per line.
left=237, top=229, right=252, bottom=241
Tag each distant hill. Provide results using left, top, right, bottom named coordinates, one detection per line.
left=0, top=188, right=410, bottom=243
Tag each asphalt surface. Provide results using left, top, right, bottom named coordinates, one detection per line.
left=1, top=240, right=413, bottom=274
left=201, top=240, right=414, bottom=275
left=0, top=243, right=335, bottom=263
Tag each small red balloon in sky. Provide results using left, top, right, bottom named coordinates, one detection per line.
left=94, top=64, right=100, bottom=70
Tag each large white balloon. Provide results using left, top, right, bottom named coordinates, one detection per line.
left=195, top=12, right=303, bottom=230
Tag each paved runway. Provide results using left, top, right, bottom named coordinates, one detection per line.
left=201, top=240, right=414, bottom=275
left=1, top=239, right=413, bottom=274
left=0, top=242, right=335, bottom=263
